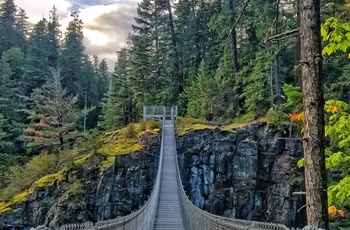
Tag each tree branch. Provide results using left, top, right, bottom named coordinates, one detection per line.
left=264, top=28, right=300, bottom=43
left=225, top=0, right=250, bottom=45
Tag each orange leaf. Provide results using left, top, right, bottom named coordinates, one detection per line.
left=330, top=106, right=338, bottom=114
left=338, top=210, right=345, bottom=218
left=299, top=112, right=305, bottom=122
left=288, top=112, right=304, bottom=122
left=325, top=132, right=328, bottom=137
left=328, top=205, right=337, bottom=218
left=289, top=113, right=297, bottom=121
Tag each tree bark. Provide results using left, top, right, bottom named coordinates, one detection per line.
left=300, top=0, right=329, bottom=229
left=167, top=0, right=182, bottom=95
left=229, top=0, right=240, bottom=72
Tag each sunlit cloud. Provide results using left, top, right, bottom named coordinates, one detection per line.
left=14, top=0, right=138, bottom=70
left=16, top=0, right=72, bottom=22
left=78, top=2, right=137, bottom=69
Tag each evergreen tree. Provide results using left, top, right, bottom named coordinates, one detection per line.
left=0, top=0, right=18, bottom=53
left=0, top=113, right=9, bottom=150
left=15, top=7, right=29, bottom=50
left=186, top=60, right=223, bottom=120
left=240, top=51, right=272, bottom=116
left=24, top=68, right=80, bottom=150
left=80, top=54, right=98, bottom=129
left=23, top=18, right=50, bottom=95
left=48, top=5, right=61, bottom=67
left=102, top=47, right=134, bottom=130
left=214, top=43, right=240, bottom=118
left=0, top=49, right=24, bottom=154
left=59, top=12, right=85, bottom=107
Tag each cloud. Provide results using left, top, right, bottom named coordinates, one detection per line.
left=79, top=2, right=138, bottom=69
left=14, top=0, right=138, bottom=70
left=16, top=0, right=72, bottom=22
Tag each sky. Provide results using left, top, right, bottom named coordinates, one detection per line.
left=15, top=0, right=139, bottom=70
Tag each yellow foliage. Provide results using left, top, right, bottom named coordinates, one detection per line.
left=330, top=105, right=338, bottom=114
left=329, top=205, right=337, bottom=218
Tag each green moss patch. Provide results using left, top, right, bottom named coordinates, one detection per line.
left=221, top=117, right=266, bottom=132
left=176, top=117, right=213, bottom=136
left=0, top=189, right=33, bottom=214
left=74, top=153, right=92, bottom=165
left=33, top=171, right=64, bottom=188
left=177, top=124, right=216, bottom=137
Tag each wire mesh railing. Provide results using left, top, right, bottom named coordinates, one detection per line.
left=41, top=108, right=291, bottom=230
left=142, top=106, right=177, bottom=120
left=172, top=115, right=290, bottom=230
left=57, top=116, right=166, bottom=230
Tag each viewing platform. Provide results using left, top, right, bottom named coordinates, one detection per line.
left=143, top=106, right=178, bottom=120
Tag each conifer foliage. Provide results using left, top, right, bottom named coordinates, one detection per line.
left=0, top=2, right=109, bottom=157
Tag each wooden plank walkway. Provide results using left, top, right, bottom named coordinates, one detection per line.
left=153, top=119, right=185, bottom=230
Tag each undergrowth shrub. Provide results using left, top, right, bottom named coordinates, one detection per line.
left=0, top=152, right=57, bottom=201
left=58, top=148, right=79, bottom=168
left=122, top=124, right=136, bottom=138
left=146, top=119, right=161, bottom=130
left=137, top=121, right=147, bottom=132
left=266, top=108, right=289, bottom=130
left=177, top=117, right=205, bottom=127
left=67, top=181, right=83, bottom=196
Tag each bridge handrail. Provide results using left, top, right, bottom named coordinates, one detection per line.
left=172, top=115, right=290, bottom=230
left=58, top=116, right=165, bottom=230
left=48, top=106, right=291, bottom=230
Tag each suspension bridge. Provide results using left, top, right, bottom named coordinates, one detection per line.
left=57, top=106, right=290, bottom=230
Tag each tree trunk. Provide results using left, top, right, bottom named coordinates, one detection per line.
left=274, top=0, right=281, bottom=103
left=167, top=0, right=182, bottom=95
left=300, top=0, right=329, bottom=229
left=229, top=0, right=240, bottom=72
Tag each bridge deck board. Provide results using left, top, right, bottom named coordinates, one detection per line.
left=153, top=120, right=185, bottom=230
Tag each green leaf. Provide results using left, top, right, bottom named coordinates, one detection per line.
left=297, top=158, right=304, bottom=168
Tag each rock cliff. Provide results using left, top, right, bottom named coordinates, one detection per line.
left=1, top=122, right=306, bottom=229
left=177, top=122, right=306, bottom=228
left=0, top=136, right=160, bottom=229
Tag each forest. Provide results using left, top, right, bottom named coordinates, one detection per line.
left=1, top=0, right=350, bottom=228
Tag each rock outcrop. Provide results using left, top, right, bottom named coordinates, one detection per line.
left=0, top=135, right=160, bottom=229
left=177, top=122, right=306, bottom=228
left=1, top=122, right=307, bottom=229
